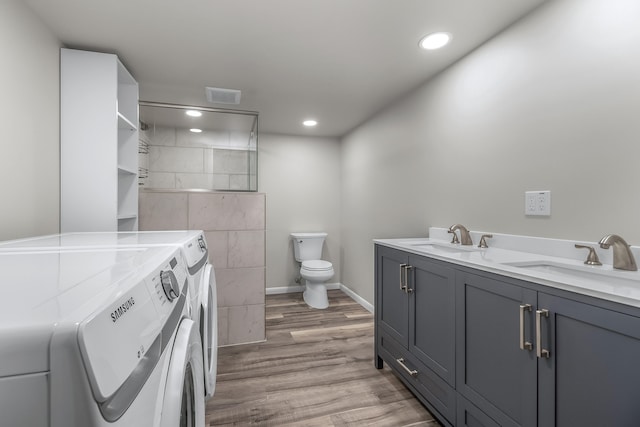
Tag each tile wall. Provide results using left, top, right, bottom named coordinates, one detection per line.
left=139, top=190, right=266, bottom=346
left=140, top=126, right=257, bottom=191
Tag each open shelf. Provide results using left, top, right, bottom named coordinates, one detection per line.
left=61, top=49, right=139, bottom=232
left=117, top=212, right=138, bottom=220
left=118, top=165, right=137, bottom=175
left=117, top=112, right=137, bottom=131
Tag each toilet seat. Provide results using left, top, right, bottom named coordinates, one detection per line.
left=301, top=260, right=333, bottom=271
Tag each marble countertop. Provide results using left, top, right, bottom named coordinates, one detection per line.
left=375, top=227, right=640, bottom=309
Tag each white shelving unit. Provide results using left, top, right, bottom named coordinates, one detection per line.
left=61, top=48, right=139, bottom=232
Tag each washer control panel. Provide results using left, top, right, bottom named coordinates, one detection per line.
left=78, top=247, right=187, bottom=402
left=160, top=266, right=180, bottom=301
left=150, top=252, right=188, bottom=307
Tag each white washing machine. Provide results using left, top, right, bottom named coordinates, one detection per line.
left=0, top=230, right=218, bottom=398
left=0, top=245, right=204, bottom=427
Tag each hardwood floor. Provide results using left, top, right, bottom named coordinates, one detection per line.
left=206, top=290, right=442, bottom=426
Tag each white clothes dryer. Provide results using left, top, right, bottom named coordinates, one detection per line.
left=0, top=245, right=204, bottom=427
left=0, top=230, right=218, bottom=398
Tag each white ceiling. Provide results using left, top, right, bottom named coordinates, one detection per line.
left=26, top=0, right=546, bottom=137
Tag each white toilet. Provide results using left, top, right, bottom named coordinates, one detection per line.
left=291, top=232, right=334, bottom=309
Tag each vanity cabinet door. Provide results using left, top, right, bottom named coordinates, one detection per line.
left=537, top=293, right=640, bottom=427
left=456, top=272, right=538, bottom=427
left=457, top=395, right=502, bottom=427
left=375, top=246, right=457, bottom=425
left=375, top=245, right=410, bottom=348
left=408, top=255, right=456, bottom=386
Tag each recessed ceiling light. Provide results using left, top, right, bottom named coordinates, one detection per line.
left=190, top=128, right=202, bottom=133
left=303, top=120, right=318, bottom=127
left=186, top=110, right=202, bottom=117
left=419, top=32, right=451, bottom=50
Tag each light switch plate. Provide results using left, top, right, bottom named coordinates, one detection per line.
left=525, top=191, right=551, bottom=216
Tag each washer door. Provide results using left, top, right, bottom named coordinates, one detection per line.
left=161, top=318, right=205, bottom=427
left=201, top=264, right=218, bottom=398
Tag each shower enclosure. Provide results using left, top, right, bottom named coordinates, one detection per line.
left=139, top=102, right=258, bottom=192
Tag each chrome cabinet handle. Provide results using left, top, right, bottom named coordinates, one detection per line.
left=396, top=358, right=418, bottom=377
left=399, top=264, right=407, bottom=292
left=405, top=265, right=414, bottom=293
left=519, top=304, right=533, bottom=351
left=536, top=309, right=551, bottom=358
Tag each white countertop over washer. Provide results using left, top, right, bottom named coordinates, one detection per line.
left=0, top=230, right=210, bottom=278
left=0, top=230, right=218, bottom=401
left=0, top=245, right=174, bottom=377
left=0, top=230, right=203, bottom=251
left=0, top=243, right=203, bottom=427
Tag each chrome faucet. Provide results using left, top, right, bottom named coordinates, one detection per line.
left=574, top=244, right=602, bottom=266
left=478, top=234, right=493, bottom=249
left=448, top=224, right=473, bottom=246
left=598, top=234, right=637, bottom=271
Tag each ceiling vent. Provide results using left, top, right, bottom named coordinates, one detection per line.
left=205, top=86, right=241, bottom=105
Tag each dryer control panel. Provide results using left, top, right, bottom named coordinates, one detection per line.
left=182, top=233, right=208, bottom=271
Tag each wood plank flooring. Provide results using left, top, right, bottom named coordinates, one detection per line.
left=206, top=290, right=442, bottom=426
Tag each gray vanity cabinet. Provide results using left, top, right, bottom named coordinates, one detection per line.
left=537, top=293, right=640, bottom=426
left=456, top=271, right=538, bottom=427
left=457, top=270, right=640, bottom=427
left=376, top=245, right=410, bottom=347
left=376, top=243, right=640, bottom=426
left=375, top=245, right=456, bottom=424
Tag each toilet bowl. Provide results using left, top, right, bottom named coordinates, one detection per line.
left=300, top=260, right=334, bottom=309
left=291, top=233, right=334, bottom=309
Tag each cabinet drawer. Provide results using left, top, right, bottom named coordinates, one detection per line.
left=457, top=395, right=501, bottom=427
left=378, top=330, right=456, bottom=424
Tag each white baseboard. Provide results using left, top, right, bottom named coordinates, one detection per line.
left=339, top=284, right=374, bottom=313
left=266, top=285, right=305, bottom=295
left=266, top=282, right=373, bottom=313
left=266, top=282, right=341, bottom=295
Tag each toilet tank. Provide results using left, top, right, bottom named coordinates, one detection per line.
left=291, top=232, right=327, bottom=262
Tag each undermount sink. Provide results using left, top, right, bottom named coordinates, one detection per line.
left=504, top=260, right=640, bottom=289
left=405, top=241, right=481, bottom=254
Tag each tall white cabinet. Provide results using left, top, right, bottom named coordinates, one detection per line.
left=61, top=48, right=139, bottom=232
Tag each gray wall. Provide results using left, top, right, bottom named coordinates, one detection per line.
left=341, top=0, right=640, bottom=304
left=0, top=1, right=60, bottom=240
left=259, top=133, right=342, bottom=290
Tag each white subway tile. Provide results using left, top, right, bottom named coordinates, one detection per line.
left=146, top=172, right=175, bottom=189
left=149, top=146, right=204, bottom=173
left=229, top=174, right=249, bottom=190
left=175, top=173, right=213, bottom=189
left=147, top=126, right=176, bottom=146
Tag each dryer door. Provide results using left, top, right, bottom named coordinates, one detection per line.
left=161, top=318, right=205, bottom=427
left=201, top=264, right=218, bottom=398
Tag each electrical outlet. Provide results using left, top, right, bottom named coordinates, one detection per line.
left=525, top=192, right=537, bottom=214
left=525, top=191, right=551, bottom=216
